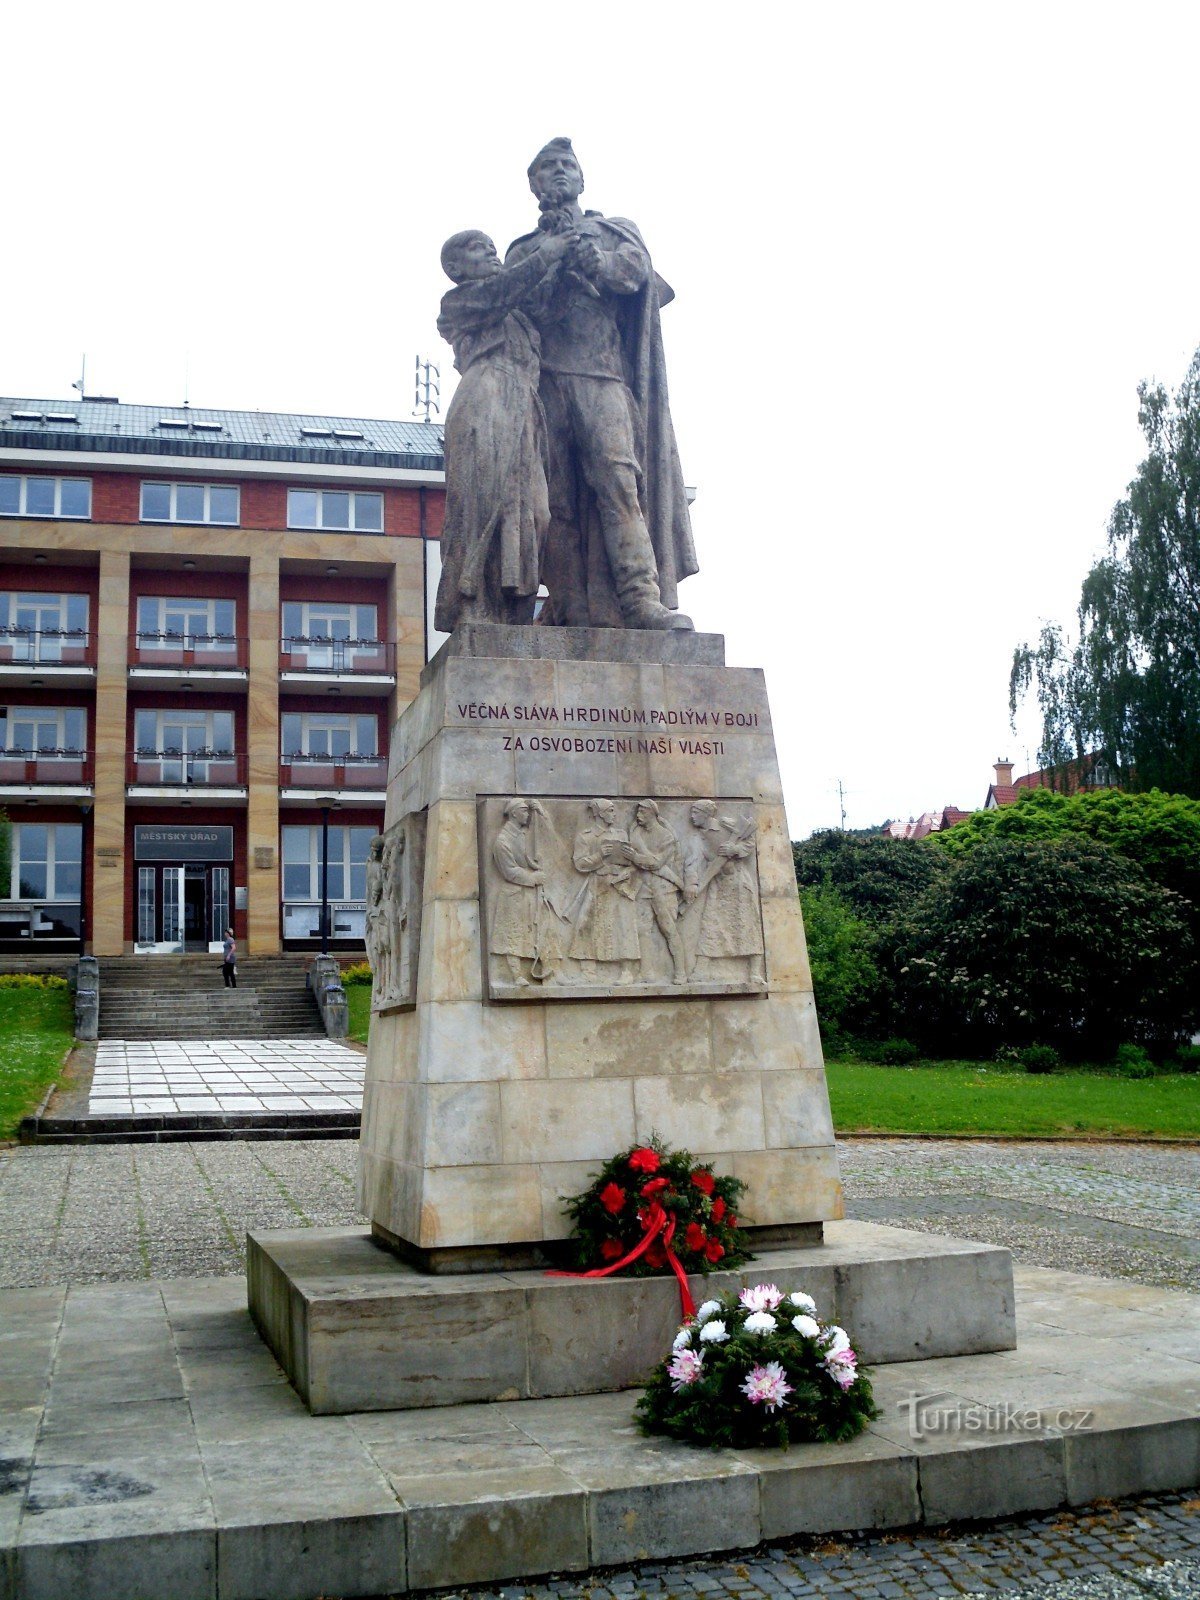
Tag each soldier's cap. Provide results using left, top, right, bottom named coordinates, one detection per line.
left=528, top=137, right=582, bottom=183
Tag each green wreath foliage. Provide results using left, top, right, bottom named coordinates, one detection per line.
left=562, top=1135, right=750, bottom=1276
left=636, top=1285, right=877, bottom=1449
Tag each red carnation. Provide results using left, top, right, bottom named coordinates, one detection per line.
left=711, top=1196, right=727, bottom=1222
left=599, top=1182, right=626, bottom=1215
left=685, top=1221, right=708, bottom=1253
left=704, top=1239, right=725, bottom=1263
left=628, top=1147, right=660, bottom=1174
left=640, top=1176, right=670, bottom=1196
left=727, top=1214, right=738, bottom=1229
left=690, top=1169, right=715, bottom=1196
left=644, top=1240, right=667, bottom=1268
left=599, top=1238, right=624, bottom=1261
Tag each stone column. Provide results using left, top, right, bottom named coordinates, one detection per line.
left=246, top=551, right=281, bottom=955
left=90, top=547, right=130, bottom=955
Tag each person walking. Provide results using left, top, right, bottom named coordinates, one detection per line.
left=221, top=927, right=237, bottom=989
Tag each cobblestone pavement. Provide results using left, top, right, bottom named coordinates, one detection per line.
left=1, top=1136, right=1196, bottom=1596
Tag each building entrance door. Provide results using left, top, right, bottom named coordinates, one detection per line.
left=136, top=863, right=231, bottom=952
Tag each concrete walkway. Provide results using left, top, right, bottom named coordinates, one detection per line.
left=1, top=1258, right=1197, bottom=1599
left=88, top=1039, right=365, bottom=1116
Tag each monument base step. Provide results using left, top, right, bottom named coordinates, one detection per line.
left=247, top=1219, right=1017, bottom=1416
left=3, top=1263, right=1199, bottom=1599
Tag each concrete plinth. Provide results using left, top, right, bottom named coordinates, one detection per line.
left=247, top=1220, right=1017, bottom=1416
left=358, top=627, right=843, bottom=1264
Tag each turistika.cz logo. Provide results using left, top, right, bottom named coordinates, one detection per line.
left=898, top=1391, right=1094, bottom=1442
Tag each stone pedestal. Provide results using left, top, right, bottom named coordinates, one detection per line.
left=357, top=627, right=842, bottom=1264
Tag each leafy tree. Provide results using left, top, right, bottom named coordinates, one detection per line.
left=792, top=831, right=949, bottom=925
left=1011, top=347, right=1200, bottom=796
left=798, top=884, right=882, bottom=1038
left=931, top=787, right=1200, bottom=916
left=885, top=836, right=1197, bottom=1053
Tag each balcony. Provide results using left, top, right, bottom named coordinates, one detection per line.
left=278, top=752, right=387, bottom=806
left=0, top=748, right=93, bottom=799
left=278, top=637, right=396, bottom=697
left=128, top=632, right=249, bottom=691
left=126, top=748, right=248, bottom=805
left=0, top=628, right=95, bottom=689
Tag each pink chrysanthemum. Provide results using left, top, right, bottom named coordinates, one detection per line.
left=740, top=1360, right=793, bottom=1412
left=825, top=1346, right=858, bottom=1391
left=739, top=1282, right=784, bottom=1313
left=667, top=1347, right=705, bottom=1390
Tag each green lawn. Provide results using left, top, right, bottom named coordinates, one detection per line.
left=347, top=985, right=371, bottom=1043
left=0, top=988, right=76, bottom=1138
left=826, top=1058, right=1200, bottom=1139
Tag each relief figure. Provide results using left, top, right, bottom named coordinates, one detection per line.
left=627, top=798, right=687, bottom=982
left=490, top=798, right=570, bottom=985
left=683, top=800, right=765, bottom=984
left=365, top=833, right=393, bottom=1001
left=566, top=797, right=641, bottom=982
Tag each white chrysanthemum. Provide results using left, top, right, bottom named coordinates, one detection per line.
left=698, top=1318, right=729, bottom=1343
left=739, top=1283, right=784, bottom=1313
left=694, top=1299, right=721, bottom=1323
left=788, top=1291, right=817, bottom=1316
left=791, top=1314, right=820, bottom=1339
left=672, top=1327, right=692, bottom=1351
left=823, top=1325, right=851, bottom=1355
left=743, top=1310, right=778, bottom=1335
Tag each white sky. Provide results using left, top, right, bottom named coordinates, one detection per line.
left=5, top=1, right=1199, bottom=836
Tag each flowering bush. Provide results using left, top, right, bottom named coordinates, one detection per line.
left=636, top=1282, right=876, bottom=1448
left=562, top=1137, right=749, bottom=1277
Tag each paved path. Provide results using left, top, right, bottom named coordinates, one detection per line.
left=87, top=1038, right=365, bottom=1115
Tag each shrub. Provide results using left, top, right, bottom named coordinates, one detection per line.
left=1019, top=1043, right=1061, bottom=1075
left=886, top=836, right=1199, bottom=1054
left=1115, top=1043, right=1155, bottom=1079
left=793, top=832, right=949, bottom=925
left=1172, top=1043, right=1200, bottom=1074
left=855, top=1037, right=921, bottom=1066
left=0, top=973, right=68, bottom=990
left=339, top=961, right=373, bottom=986
left=798, top=885, right=883, bottom=1036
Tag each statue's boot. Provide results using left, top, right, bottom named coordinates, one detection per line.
left=623, top=600, right=694, bottom=631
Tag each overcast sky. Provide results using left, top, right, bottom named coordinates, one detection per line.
left=5, top=2, right=1199, bottom=836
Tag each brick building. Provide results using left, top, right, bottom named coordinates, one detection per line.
left=0, top=396, right=445, bottom=956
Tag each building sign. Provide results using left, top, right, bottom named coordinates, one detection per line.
left=134, top=826, right=234, bottom=862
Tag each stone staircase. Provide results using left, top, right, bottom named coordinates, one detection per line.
left=97, top=956, right=325, bottom=1040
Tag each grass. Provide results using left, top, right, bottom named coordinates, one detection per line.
left=0, top=987, right=76, bottom=1138
left=826, top=1058, right=1200, bottom=1140
left=347, top=984, right=371, bottom=1044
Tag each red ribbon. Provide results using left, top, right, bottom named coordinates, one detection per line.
left=547, top=1201, right=697, bottom=1320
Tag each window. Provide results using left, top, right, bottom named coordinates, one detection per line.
left=132, top=709, right=237, bottom=785
left=0, top=705, right=86, bottom=753
left=8, top=823, right=82, bottom=901
left=0, top=592, right=89, bottom=663
left=286, top=488, right=383, bottom=532
left=280, top=601, right=381, bottom=670
left=281, top=825, right=373, bottom=902
left=140, top=481, right=239, bottom=525
left=136, top=596, right=236, bottom=651
left=280, top=712, right=377, bottom=759
left=0, top=476, right=91, bottom=519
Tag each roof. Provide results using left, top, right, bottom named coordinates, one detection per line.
left=0, top=397, right=444, bottom=473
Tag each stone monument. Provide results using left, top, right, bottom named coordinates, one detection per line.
left=249, top=138, right=1014, bottom=1412
left=357, top=135, right=840, bottom=1268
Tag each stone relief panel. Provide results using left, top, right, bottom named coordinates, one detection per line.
left=478, top=795, right=766, bottom=1001
left=367, top=812, right=426, bottom=1012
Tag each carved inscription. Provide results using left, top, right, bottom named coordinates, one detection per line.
left=367, top=812, right=427, bottom=1013
left=478, top=796, right=766, bottom=1001
left=452, top=699, right=759, bottom=757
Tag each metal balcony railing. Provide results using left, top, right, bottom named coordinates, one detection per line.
left=127, top=748, right=247, bottom=787
left=0, top=627, right=95, bottom=667
left=278, top=636, right=395, bottom=676
left=279, top=752, right=388, bottom=790
left=0, top=747, right=94, bottom=784
left=131, top=632, right=248, bottom=670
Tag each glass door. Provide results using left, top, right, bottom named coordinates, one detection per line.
left=211, top=867, right=230, bottom=944
left=161, top=867, right=185, bottom=951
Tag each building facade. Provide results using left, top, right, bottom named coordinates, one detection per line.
left=0, top=397, right=446, bottom=957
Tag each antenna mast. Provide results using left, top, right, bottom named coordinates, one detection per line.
left=413, top=355, right=440, bottom=423
left=72, top=355, right=86, bottom=400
